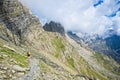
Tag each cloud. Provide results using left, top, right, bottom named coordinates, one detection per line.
left=20, top=0, right=120, bottom=36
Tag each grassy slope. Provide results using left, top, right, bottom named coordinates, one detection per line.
left=27, top=30, right=107, bottom=79
left=0, top=40, right=28, bottom=67
left=93, top=53, right=120, bottom=75
left=47, top=32, right=107, bottom=80
left=0, top=26, right=118, bottom=80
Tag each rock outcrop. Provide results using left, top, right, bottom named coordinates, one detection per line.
left=43, top=21, right=65, bottom=36
left=0, top=0, right=42, bottom=45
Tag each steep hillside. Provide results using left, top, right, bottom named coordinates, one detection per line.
left=67, top=30, right=120, bottom=79
left=67, top=31, right=120, bottom=63
left=0, top=0, right=120, bottom=80
left=0, top=0, right=42, bottom=45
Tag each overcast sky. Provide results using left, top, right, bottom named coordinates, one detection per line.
left=20, top=0, right=120, bottom=36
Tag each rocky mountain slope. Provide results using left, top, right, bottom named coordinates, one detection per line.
left=67, top=31, right=120, bottom=63
left=67, top=31, right=120, bottom=77
left=0, top=0, right=120, bottom=80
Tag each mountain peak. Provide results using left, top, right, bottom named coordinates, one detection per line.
left=43, top=21, right=65, bottom=36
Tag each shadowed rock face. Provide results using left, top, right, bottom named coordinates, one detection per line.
left=105, top=35, right=120, bottom=52
left=0, top=0, right=40, bottom=31
left=105, top=35, right=120, bottom=63
left=43, top=21, right=65, bottom=36
left=0, top=0, right=42, bottom=44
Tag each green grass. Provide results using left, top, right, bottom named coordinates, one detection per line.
left=52, top=37, right=65, bottom=51
left=54, top=52, right=60, bottom=58
left=77, top=57, right=107, bottom=80
left=41, top=37, right=47, bottom=42
left=0, top=46, right=28, bottom=67
left=39, top=61, right=50, bottom=72
left=39, top=77, right=43, bottom=80
left=67, top=56, right=75, bottom=69
left=52, top=37, right=65, bottom=58
left=7, top=10, right=23, bottom=17
left=93, top=53, right=120, bottom=75
left=94, top=53, right=113, bottom=70
left=66, top=55, right=106, bottom=80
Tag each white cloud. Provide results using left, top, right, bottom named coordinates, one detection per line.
left=20, top=0, right=120, bottom=36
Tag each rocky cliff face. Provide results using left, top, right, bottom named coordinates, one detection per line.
left=43, top=21, right=65, bottom=36
left=0, top=0, right=42, bottom=45
left=0, top=0, right=120, bottom=80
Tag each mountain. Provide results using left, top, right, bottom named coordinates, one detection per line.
left=43, top=21, right=65, bottom=36
left=0, top=0, right=120, bottom=80
left=67, top=31, right=120, bottom=76
left=105, top=35, right=120, bottom=54
left=0, top=0, right=42, bottom=45
left=67, top=31, right=120, bottom=63
left=89, top=34, right=120, bottom=64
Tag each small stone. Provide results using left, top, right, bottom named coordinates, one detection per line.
left=10, top=59, right=14, bottom=62
left=9, top=74, right=12, bottom=78
left=0, top=70, right=6, bottom=74
left=2, top=74, right=7, bottom=78
left=17, top=72, right=25, bottom=77
left=3, top=67, right=8, bottom=70
left=13, top=76, right=16, bottom=79
left=0, top=76, right=2, bottom=79
left=26, top=68, right=30, bottom=71
left=2, top=54, right=8, bottom=58
left=13, top=61, right=18, bottom=64
left=13, top=65, right=26, bottom=72
left=12, top=70, right=16, bottom=74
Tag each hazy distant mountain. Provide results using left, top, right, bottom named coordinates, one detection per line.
left=67, top=31, right=120, bottom=63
